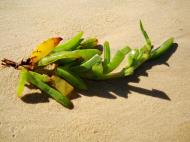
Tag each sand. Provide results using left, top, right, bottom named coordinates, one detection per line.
left=0, top=0, right=190, bottom=141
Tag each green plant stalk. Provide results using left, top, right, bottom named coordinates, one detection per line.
left=70, top=38, right=84, bottom=50
left=103, top=46, right=131, bottom=73
left=81, top=54, right=147, bottom=80
left=77, top=38, right=98, bottom=49
left=55, top=58, right=76, bottom=65
left=81, top=37, right=174, bottom=80
left=125, top=49, right=139, bottom=68
left=17, top=68, right=28, bottom=97
left=125, top=38, right=174, bottom=75
left=124, top=54, right=149, bottom=76
left=56, top=67, right=87, bottom=90
left=98, top=71, right=125, bottom=80
left=71, top=54, right=102, bottom=72
left=150, top=38, right=174, bottom=60
left=38, top=49, right=102, bottom=66
left=29, top=71, right=50, bottom=82
left=79, top=69, right=125, bottom=80
left=103, top=41, right=111, bottom=65
left=140, top=20, right=152, bottom=50
left=26, top=71, right=73, bottom=108
left=92, top=62, right=103, bottom=77
left=53, top=32, right=83, bottom=52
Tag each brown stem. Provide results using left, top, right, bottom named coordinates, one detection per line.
left=1, top=58, right=19, bottom=68
left=1, top=58, right=32, bottom=69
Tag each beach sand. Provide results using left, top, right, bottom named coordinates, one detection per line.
left=0, top=0, right=190, bottom=141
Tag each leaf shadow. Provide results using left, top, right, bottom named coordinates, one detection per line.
left=79, top=43, right=178, bottom=101
left=21, top=87, right=80, bottom=107
left=21, top=92, right=50, bottom=104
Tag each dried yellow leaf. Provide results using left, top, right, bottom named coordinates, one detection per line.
left=30, top=37, right=62, bottom=64
left=51, top=75, right=74, bottom=96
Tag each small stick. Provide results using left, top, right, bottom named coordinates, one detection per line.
left=1, top=58, right=19, bottom=68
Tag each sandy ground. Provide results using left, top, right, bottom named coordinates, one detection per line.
left=0, top=0, right=190, bottom=141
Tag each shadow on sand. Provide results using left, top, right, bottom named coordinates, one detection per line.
left=21, top=43, right=178, bottom=107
